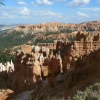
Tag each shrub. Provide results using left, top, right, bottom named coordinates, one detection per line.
left=70, top=83, right=100, bottom=100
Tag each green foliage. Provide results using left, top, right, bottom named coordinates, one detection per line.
left=0, top=31, right=35, bottom=49
left=0, top=29, right=10, bottom=34
left=31, top=95, right=66, bottom=100
left=35, top=38, right=53, bottom=45
left=10, top=83, right=100, bottom=100
left=45, top=29, right=74, bottom=36
left=69, top=83, right=100, bottom=100
left=85, top=94, right=98, bottom=100
left=45, top=31, right=60, bottom=36
left=0, top=49, right=15, bottom=64
left=65, top=29, right=73, bottom=33
left=0, top=30, right=56, bottom=54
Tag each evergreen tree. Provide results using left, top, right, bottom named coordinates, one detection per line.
left=0, top=0, right=5, bottom=5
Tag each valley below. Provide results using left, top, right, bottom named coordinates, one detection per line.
left=0, top=21, right=100, bottom=100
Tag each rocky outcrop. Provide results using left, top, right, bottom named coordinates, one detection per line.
left=20, top=45, right=32, bottom=53
left=8, top=31, right=100, bottom=99
left=0, top=61, right=14, bottom=93
left=10, top=48, right=64, bottom=93
left=15, top=21, right=100, bottom=34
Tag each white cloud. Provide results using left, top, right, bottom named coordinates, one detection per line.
left=94, top=14, right=99, bottom=17
left=1, top=12, right=14, bottom=18
left=67, top=0, right=90, bottom=7
left=98, top=0, right=100, bottom=2
left=0, top=6, right=62, bottom=19
left=39, top=11, right=62, bottom=17
left=70, top=10, right=74, bottom=11
left=80, top=7, right=100, bottom=12
left=17, top=1, right=26, bottom=5
left=31, top=0, right=66, bottom=5
left=19, top=7, right=30, bottom=16
left=21, top=16, right=29, bottom=18
left=77, top=11, right=89, bottom=17
left=28, top=10, right=62, bottom=18
left=53, top=0, right=66, bottom=2
left=32, top=0, right=53, bottom=5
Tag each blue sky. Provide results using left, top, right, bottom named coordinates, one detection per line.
left=0, top=0, right=100, bottom=24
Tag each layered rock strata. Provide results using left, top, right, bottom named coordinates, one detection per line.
left=9, top=31, right=100, bottom=99
left=15, top=21, right=100, bottom=34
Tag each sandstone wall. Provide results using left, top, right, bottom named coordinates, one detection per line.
left=15, top=21, right=100, bottom=34
left=9, top=31, right=100, bottom=98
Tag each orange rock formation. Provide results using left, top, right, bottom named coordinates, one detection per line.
left=7, top=31, right=100, bottom=99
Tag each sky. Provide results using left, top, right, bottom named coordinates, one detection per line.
left=0, top=0, right=100, bottom=24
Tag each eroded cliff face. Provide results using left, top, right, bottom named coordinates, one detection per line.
left=9, top=31, right=100, bottom=99
left=10, top=49, right=63, bottom=93
left=15, top=21, right=100, bottom=34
